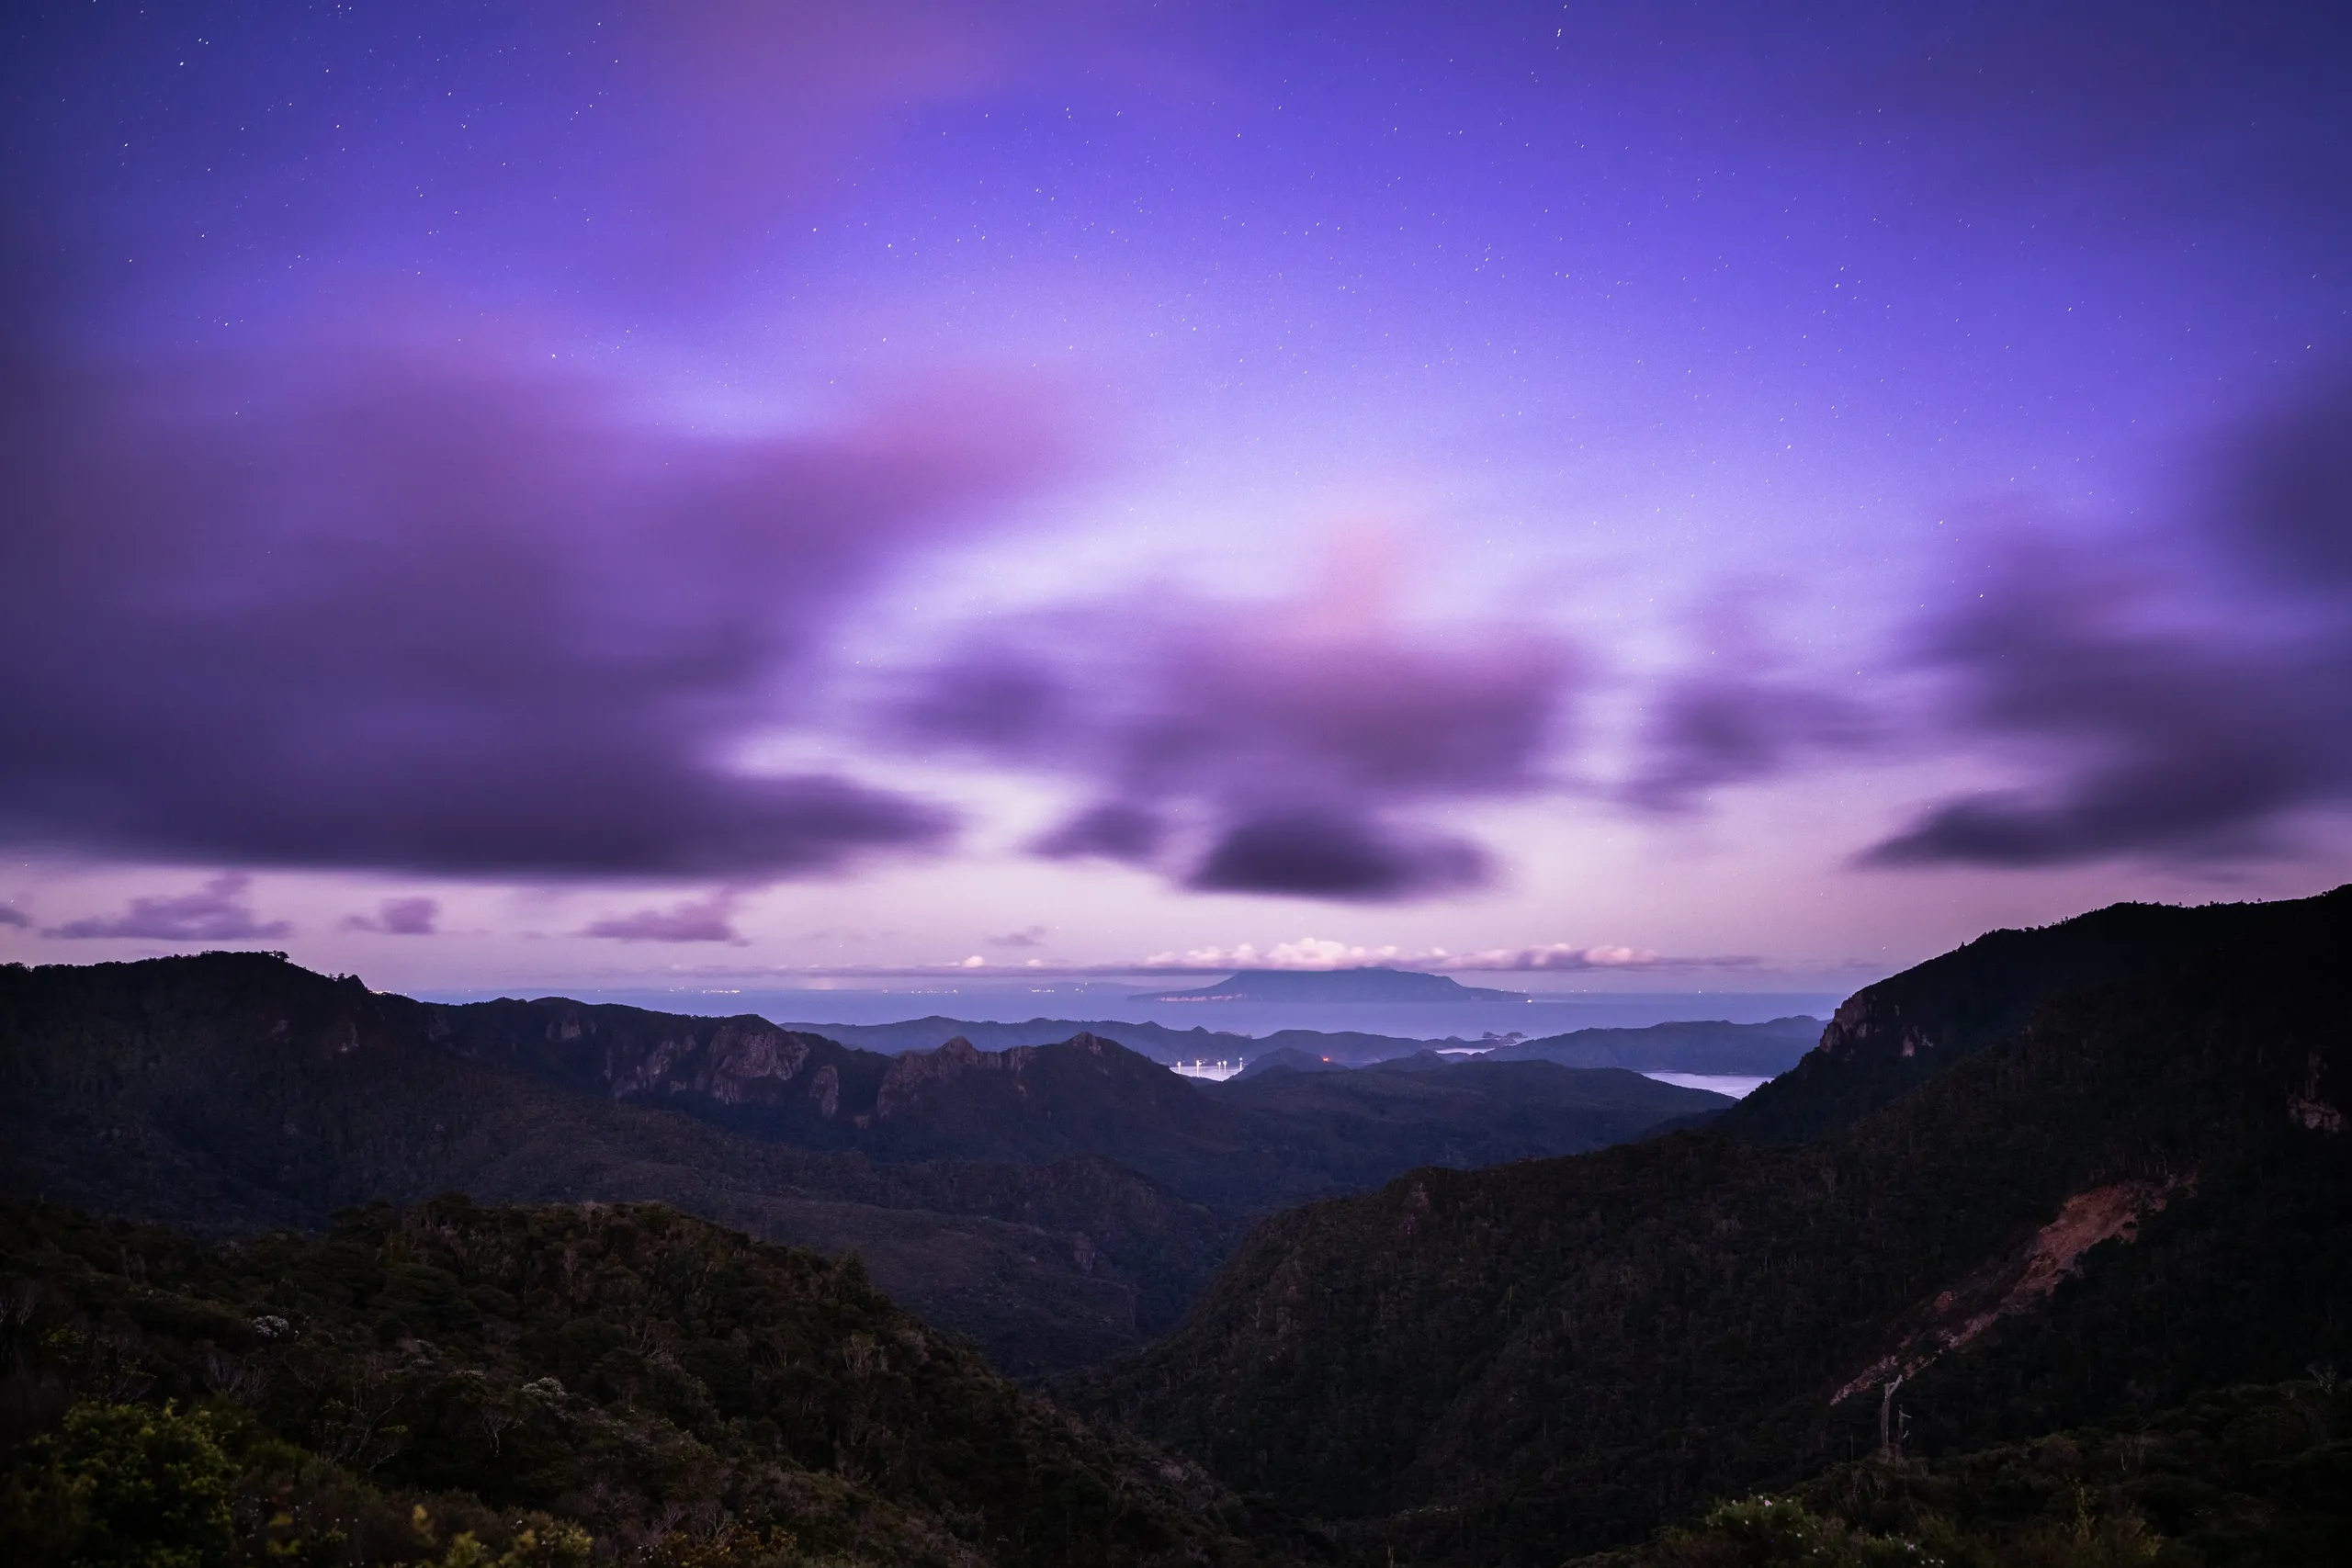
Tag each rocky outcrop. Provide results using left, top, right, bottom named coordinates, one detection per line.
left=1815, top=994, right=1933, bottom=1063
left=878, top=1036, right=1018, bottom=1119
left=873, top=1033, right=1121, bottom=1119
left=701, top=1023, right=812, bottom=1104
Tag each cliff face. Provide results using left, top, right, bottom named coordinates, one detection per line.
left=428, top=1001, right=1235, bottom=1167
left=425, top=997, right=892, bottom=1142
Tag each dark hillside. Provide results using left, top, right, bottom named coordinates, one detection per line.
left=433, top=995, right=895, bottom=1148
left=0, top=953, right=1235, bottom=1373
left=1482, top=1016, right=1820, bottom=1077
left=1234, top=1045, right=1348, bottom=1079
left=0, top=1196, right=1296, bottom=1566
left=775, top=1016, right=1436, bottom=1069
left=769, top=1016, right=1819, bottom=1073
left=0, top=953, right=1713, bottom=1374
left=1570, top=1373, right=2352, bottom=1567
left=1072, top=886, right=2351, bottom=1563
left=1720, top=895, right=2290, bottom=1144
left=1210, top=1062, right=1727, bottom=1188
left=434, top=1001, right=1242, bottom=1183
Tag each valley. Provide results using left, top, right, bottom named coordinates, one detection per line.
left=3, top=888, right=2346, bottom=1564
left=0, top=955, right=1720, bottom=1375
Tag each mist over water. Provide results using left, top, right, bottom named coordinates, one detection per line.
left=1642, top=1073, right=1770, bottom=1100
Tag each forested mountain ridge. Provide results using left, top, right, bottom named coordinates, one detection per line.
left=0, top=953, right=1715, bottom=1374
left=1480, top=1016, right=1818, bottom=1077
left=1070, top=886, right=2351, bottom=1563
left=437, top=999, right=1233, bottom=1172
left=1719, top=895, right=2291, bottom=1145
left=430, top=995, right=892, bottom=1143
left=0, top=1195, right=1306, bottom=1566
left=1206, top=1062, right=1731, bottom=1181
left=789, top=1014, right=1819, bottom=1073
left=0, top=954, right=1716, bottom=1214
left=0, top=953, right=1221, bottom=1373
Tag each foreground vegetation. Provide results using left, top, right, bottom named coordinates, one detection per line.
left=0, top=1196, right=1292, bottom=1566
left=1571, top=1371, right=2352, bottom=1566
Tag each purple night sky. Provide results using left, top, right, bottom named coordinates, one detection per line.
left=4, top=2, right=2348, bottom=995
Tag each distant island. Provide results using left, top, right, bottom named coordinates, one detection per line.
left=1132, top=966, right=1530, bottom=1004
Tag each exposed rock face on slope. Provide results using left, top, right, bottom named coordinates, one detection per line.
left=1069, top=886, right=2351, bottom=1563
left=430, top=996, right=889, bottom=1139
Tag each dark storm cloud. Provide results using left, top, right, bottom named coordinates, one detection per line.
left=45, top=874, right=292, bottom=942
left=0, top=344, right=1053, bottom=880
left=895, top=589, right=1577, bottom=899
left=0, top=905, right=31, bottom=930
left=341, top=897, right=439, bottom=936
left=1189, top=812, right=1489, bottom=901
left=1865, top=376, right=2352, bottom=868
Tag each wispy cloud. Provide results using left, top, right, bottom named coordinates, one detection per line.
left=341, top=897, right=440, bottom=936
left=44, top=874, right=292, bottom=942
left=582, top=891, right=748, bottom=944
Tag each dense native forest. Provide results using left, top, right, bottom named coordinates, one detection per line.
left=0, top=955, right=1712, bottom=1376
left=1070, top=888, right=2352, bottom=1563
left=2, top=887, right=2347, bottom=1564
left=0, top=1196, right=1300, bottom=1566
